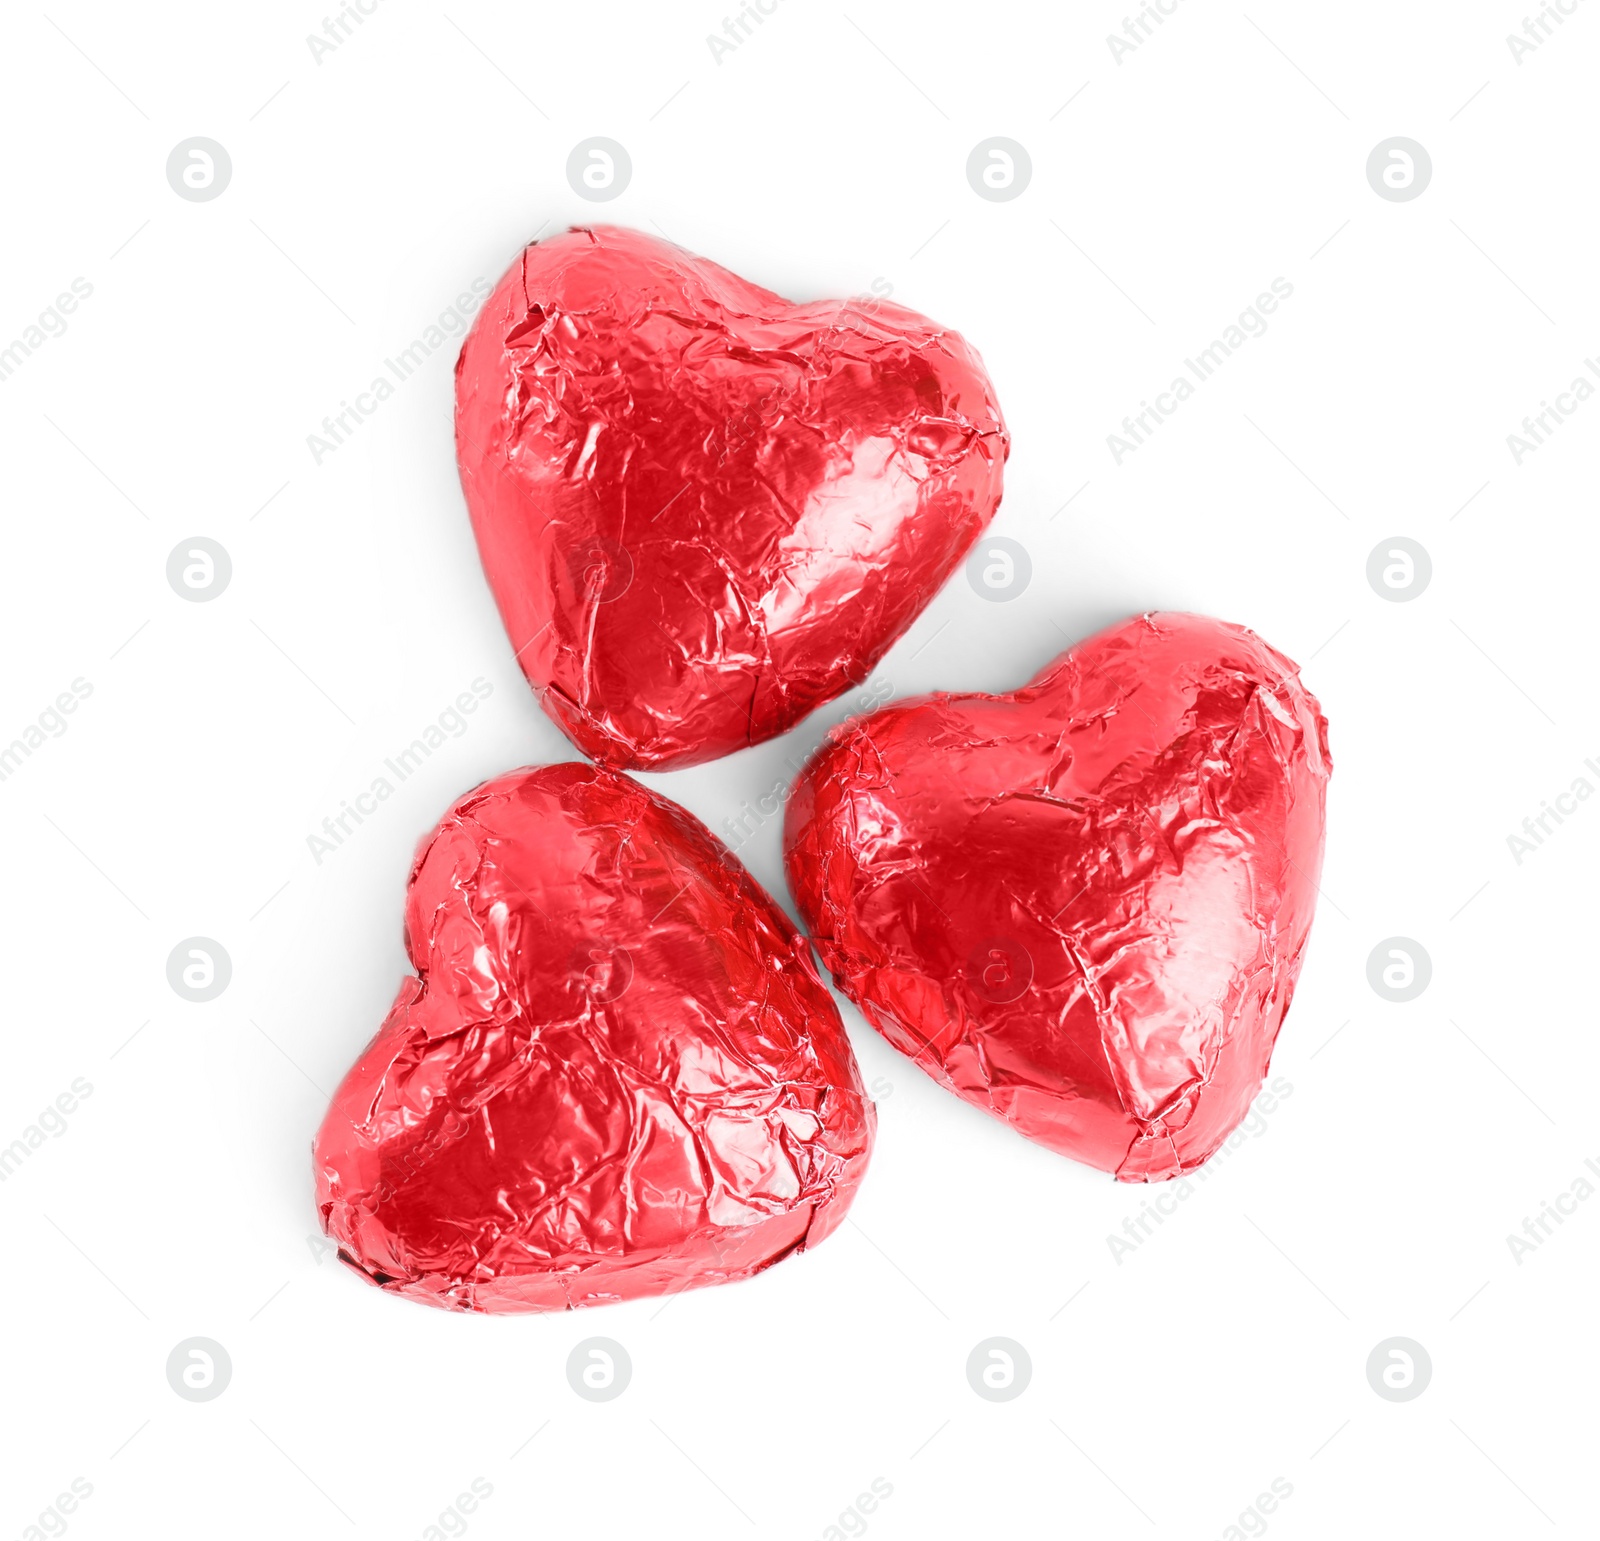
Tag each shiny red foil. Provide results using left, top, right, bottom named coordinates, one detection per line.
left=455, top=225, right=1008, bottom=771
left=314, top=763, right=874, bottom=1312
left=784, top=613, right=1330, bottom=1181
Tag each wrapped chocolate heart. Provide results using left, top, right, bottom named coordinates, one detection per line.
left=455, top=225, right=1008, bottom=770
left=315, top=763, right=874, bottom=1312
left=784, top=613, right=1331, bottom=1181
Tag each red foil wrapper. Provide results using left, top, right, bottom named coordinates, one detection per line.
left=784, top=613, right=1330, bottom=1181
left=455, top=225, right=1008, bottom=770
left=314, top=763, right=874, bottom=1312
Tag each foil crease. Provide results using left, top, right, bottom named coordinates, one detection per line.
left=783, top=613, right=1331, bottom=1182
left=314, top=762, right=874, bottom=1312
left=454, top=225, right=1008, bottom=770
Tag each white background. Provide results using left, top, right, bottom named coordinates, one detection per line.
left=2, top=2, right=1596, bottom=1537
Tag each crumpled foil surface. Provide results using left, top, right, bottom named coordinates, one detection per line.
left=314, top=762, right=874, bottom=1312
left=784, top=613, right=1330, bottom=1182
left=455, top=224, right=1008, bottom=770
